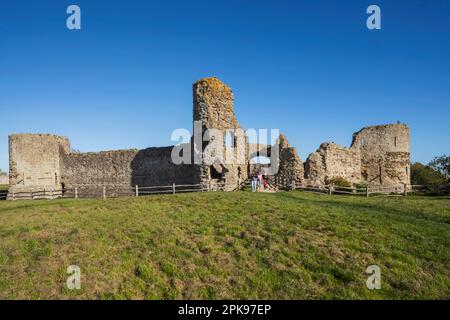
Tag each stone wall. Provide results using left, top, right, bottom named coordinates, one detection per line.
left=62, top=147, right=196, bottom=197
left=8, top=135, right=196, bottom=198
left=269, top=134, right=305, bottom=189
left=272, top=134, right=304, bottom=188
left=8, top=134, right=70, bottom=193
left=351, top=124, right=410, bottom=186
left=305, top=142, right=361, bottom=185
left=247, top=134, right=304, bottom=189
left=304, top=124, right=410, bottom=187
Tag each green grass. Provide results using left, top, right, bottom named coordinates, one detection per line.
left=0, top=191, right=449, bottom=299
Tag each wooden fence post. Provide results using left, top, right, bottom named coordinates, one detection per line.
left=209, top=180, right=212, bottom=192
left=172, top=183, right=176, bottom=195
left=102, top=186, right=106, bottom=200
left=366, top=185, right=369, bottom=197
left=12, top=191, right=15, bottom=201
left=135, top=185, right=139, bottom=197
left=75, top=188, right=78, bottom=199
left=237, top=178, right=240, bottom=191
left=292, top=179, right=296, bottom=191
left=328, top=184, right=332, bottom=195
left=403, top=183, right=408, bottom=196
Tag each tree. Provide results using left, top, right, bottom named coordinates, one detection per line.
left=410, top=163, right=448, bottom=186
left=429, top=155, right=450, bottom=180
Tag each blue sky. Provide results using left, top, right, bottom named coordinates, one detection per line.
left=1, top=0, right=449, bottom=171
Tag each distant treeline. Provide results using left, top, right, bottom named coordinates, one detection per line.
left=411, top=155, right=450, bottom=186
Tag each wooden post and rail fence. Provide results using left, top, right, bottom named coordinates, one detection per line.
left=0, top=181, right=448, bottom=201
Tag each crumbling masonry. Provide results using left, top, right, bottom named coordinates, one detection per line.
left=7, top=77, right=410, bottom=198
left=305, top=124, right=410, bottom=187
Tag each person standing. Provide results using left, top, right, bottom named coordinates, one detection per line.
left=257, top=172, right=263, bottom=191
left=251, top=172, right=258, bottom=192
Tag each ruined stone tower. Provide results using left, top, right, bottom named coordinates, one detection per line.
left=8, top=134, right=70, bottom=195
left=351, top=124, right=410, bottom=187
left=193, top=77, right=248, bottom=191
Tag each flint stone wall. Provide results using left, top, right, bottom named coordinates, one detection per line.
left=8, top=134, right=196, bottom=198
left=305, top=142, right=361, bottom=185
left=276, top=134, right=304, bottom=186
left=62, top=147, right=196, bottom=197
left=304, top=124, right=410, bottom=187
left=8, top=134, right=70, bottom=193
left=193, top=77, right=239, bottom=130
left=193, top=77, right=248, bottom=191
left=247, top=134, right=304, bottom=189
left=351, top=124, right=410, bottom=186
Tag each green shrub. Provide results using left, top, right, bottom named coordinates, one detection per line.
left=326, top=177, right=352, bottom=188
left=353, top=182, right=367, bottom=189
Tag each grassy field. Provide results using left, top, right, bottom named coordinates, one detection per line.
left=0, top=191, right=449, bottom=300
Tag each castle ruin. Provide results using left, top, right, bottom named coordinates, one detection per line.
left=305, top=123, right=410, bottom=187
left=7, top=77, right=410, bottom=198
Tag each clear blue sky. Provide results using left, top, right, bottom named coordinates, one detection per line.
left=1, top=0, right=449, bottom=171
